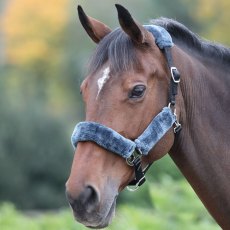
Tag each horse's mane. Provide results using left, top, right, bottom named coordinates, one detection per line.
left=152, top=18, right=230, bottom=65
left=88, top=18, right=230, bottom=75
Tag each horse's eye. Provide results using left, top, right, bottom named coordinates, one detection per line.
left=129, top=85, right=146, bottom=99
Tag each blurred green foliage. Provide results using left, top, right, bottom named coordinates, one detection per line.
left=0, top=76, right=73, bottom=209
left=0, top=0, right=229, bottom=224
left=0, top=177, right=220, bottom=229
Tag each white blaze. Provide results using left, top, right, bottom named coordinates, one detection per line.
left=97, top=67, right=110, bottom=98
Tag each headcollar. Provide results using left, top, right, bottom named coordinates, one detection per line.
left=71, top=25, right=181, bottom=191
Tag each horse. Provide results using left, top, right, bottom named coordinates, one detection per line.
left=65, top=4, right=230, bottom=229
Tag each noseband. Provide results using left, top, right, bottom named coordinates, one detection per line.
left=71, top=25, right=182, bottom=191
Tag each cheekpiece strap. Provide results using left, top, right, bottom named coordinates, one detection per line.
left=134, top=107, right=176, bottom=155
left=163, top=47, right=181, bottom=107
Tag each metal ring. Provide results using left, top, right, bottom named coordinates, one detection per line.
left=126, top=176, right=145, bottom=192
left=126, top=149, right=142, bottom=167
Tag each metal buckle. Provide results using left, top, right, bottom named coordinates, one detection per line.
left=126, top=148, right=145, bottom=192
left=168, top=103, right=182, bottom=133
left=170, top=67, right=180, bottom=83
left=126, top=149, right=142, bottom=166
left=174, top=120, right=182, bottom=133
left=173, top=109, right=182, bottom=133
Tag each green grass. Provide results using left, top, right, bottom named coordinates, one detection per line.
left=0, top=177, right=220, bottom=230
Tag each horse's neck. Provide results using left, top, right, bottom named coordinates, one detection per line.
left=169, top=46, right=230, bottom=229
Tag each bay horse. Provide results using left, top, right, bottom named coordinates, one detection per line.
left=66, top=4, right=230, bottom=229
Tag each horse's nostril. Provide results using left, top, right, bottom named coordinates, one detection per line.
left=66, top=185, right=99, bottom=213
left=81, top=185, right=99, bottom=207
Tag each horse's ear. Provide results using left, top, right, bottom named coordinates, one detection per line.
left=77, top=5, right=112, bottom=43
left=115, top=4, right=147, bottom=44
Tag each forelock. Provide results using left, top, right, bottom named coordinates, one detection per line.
left=88, top=28, right=142, bottom=75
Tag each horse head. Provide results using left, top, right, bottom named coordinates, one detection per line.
left=66, top=4, right=179, bottom=228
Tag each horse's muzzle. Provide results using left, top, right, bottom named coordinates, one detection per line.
left=66, top=185, right=116, bottom=228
